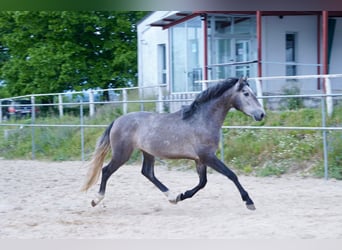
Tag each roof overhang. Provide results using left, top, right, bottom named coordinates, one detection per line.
left=149, top=11, right=196, bottom=29
left=150, top=11, right=342, bottom=30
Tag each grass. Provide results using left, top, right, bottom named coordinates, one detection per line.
left=220, top=106, right=342, bottom=179
left=0, top=101, right=342, bottom=179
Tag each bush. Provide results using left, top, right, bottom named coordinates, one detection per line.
left=281, top=83, right=304, bottom=110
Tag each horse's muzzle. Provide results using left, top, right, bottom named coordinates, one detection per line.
left=253, top=110, right=265, bottom=121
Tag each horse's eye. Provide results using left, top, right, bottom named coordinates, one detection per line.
left=243, top=92, right=249, bottom=97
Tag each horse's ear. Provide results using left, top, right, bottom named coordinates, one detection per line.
left=238, top=76, right=248, bottom=84
left=237, top=77, right=244, bottom=91
left=237, top=76, right=249, bottom=91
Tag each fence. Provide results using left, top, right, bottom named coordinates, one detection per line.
left=1, top=74, right=342, bottom=179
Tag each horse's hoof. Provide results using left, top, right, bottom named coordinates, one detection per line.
left=246, top=203, right=256, bottom=210
left=91, top=200, right=97, bottom=207
left=168, top=199, right=178, bottom=205
left=165, top=191, right=181, bottom=204
left=168, top=194, right=182, bottom=204
left=91, top=194, right=104, bottom=207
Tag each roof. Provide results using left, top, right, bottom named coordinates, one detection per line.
left=150, top=11, right=342, bottom=29
left=149, top=11, right=193, bottom=28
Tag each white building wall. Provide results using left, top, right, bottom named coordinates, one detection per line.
left=262, top=15, right=319, bottom=94
left=138, top=12, right=174, bottom=95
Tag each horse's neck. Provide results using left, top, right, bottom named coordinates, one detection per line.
left=199, top=97, right=232, bottom=130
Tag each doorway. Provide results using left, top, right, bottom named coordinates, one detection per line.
left=208, top=15, right=255, bottom=80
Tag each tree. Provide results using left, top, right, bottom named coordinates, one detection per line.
left=0, top=11, right=147, bottom=98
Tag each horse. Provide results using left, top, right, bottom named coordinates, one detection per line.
left=81, top=77, right=265, bottom=210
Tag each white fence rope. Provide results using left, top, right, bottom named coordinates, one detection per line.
left=1, top=74, right=342, bottom=179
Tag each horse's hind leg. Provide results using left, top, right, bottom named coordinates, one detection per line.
left=170, top=161, right=207, bottom=204
left=91, top=147, right=133, bottom=207
left=91, top=160, right=121, bottom=207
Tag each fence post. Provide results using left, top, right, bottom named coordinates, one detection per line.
left=321, top=97, right=329, bottom=180
left=255, top=79, right=264, bottom=107
left=202, top=81, right=208, bottom=91
left=325, top=77, right=333, bottom=117
left=139, top=86, right=144, bottom=111
left=58, top=94, right=63, bottom=117
left=0, top=101, right=2, bottom=123
left=31, top=96, right=36, bottom=160
left=89, top=90, right=95, bottom=117
left=220, top=129, right=224, bottom=162
left=158, top=85, right=164, bottom=113
left=80, top=100, right=85, bottom=161
left=122, top=89, right=128, bottom=114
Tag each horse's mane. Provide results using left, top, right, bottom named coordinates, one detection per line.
left=181, top=78, right=240, bottom=120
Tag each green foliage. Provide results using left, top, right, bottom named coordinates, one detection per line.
left=256, top=163, right=286, bottom=177
left=0, top=11, right=147, bottom=99
left=222, top=108, right=342, bottom=179
left=281, top=83, right=304, bottom=110
left=313, top=131, right=342, bottom=180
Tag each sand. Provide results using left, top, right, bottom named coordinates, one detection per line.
left=0, top=159, right=342, bottom=239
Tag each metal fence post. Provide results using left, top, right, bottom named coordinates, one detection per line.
left=80, top=100, right=85, bottom=161
left=255, top=79, right=264, bottom=108
left=321, top=97, right=329, bottom=180
left=31, top=96, right=36, bottom=160
left=325, top=77, right=333, bottom=117
left=202, top=81, right=208, bottom=91
left=158, top=85, right=164, bottom=113
left=89, top=90, right=95, bottom=117
left=139, top=86, right=144, bottom=111
left=58, top=94, right=63, bottom=117
left=122, top=89, right=128, bottom=114
left=0, top=101, right=3, bottom=123
left=220, top=129, right=224, bottom=163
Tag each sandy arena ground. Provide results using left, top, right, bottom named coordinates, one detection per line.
left=0, top=159, right=342, bottom=239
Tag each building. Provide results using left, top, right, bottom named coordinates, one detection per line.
left=137, top=11, right=342, bottom=110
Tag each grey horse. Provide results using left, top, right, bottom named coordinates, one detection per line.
left=82, top=77, right=265, bottom=210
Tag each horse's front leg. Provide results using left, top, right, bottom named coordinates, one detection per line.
left=141, top=151, right=176, bottom=202
left=201, top=154, right=256, bottom=210
left=172, top=161, right=207, bottom=203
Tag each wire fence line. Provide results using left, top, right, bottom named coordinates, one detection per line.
left=1, top=74, right=342, bottom=179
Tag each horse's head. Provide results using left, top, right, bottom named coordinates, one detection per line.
left=232, top=78, right=265, bottom=121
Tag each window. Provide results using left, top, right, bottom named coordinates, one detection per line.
left=170, top=17, right=203, bottom=92
left=208, top=15, right=256, bottom=80
left=286, top=33, right=297, bottom=76
left=157, top=44, right=167, bottom=84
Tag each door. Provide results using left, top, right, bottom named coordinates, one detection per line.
left=234, top=39, right=251, bottom=77
left=211, top=38, right=251, bottom=79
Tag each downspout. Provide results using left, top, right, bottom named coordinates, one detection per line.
left=322, top=10, right=328, bottom=90
left=322, top=10, right=333, bottom=116
left=317, top=14, right=321, bottom=89
left=256, top=10, right=262, bottom=78
left=201, top=13, right=208, bottom=90
left=255, top=10, right=263, bottom=107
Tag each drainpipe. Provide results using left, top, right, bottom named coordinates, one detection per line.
left=317, top=14, right=321, bottom=90
left=322, top=10, right=333, bottom=116
left=255, top=10, right=263, bottom=107
left=201, top=13, right=208, bottom=90
left=256, top=10, right=262, bottom=78
left=322, top=11, right=328, bottom=86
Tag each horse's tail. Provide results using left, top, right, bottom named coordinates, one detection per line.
left=81, top=120, right=115, bottom=192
